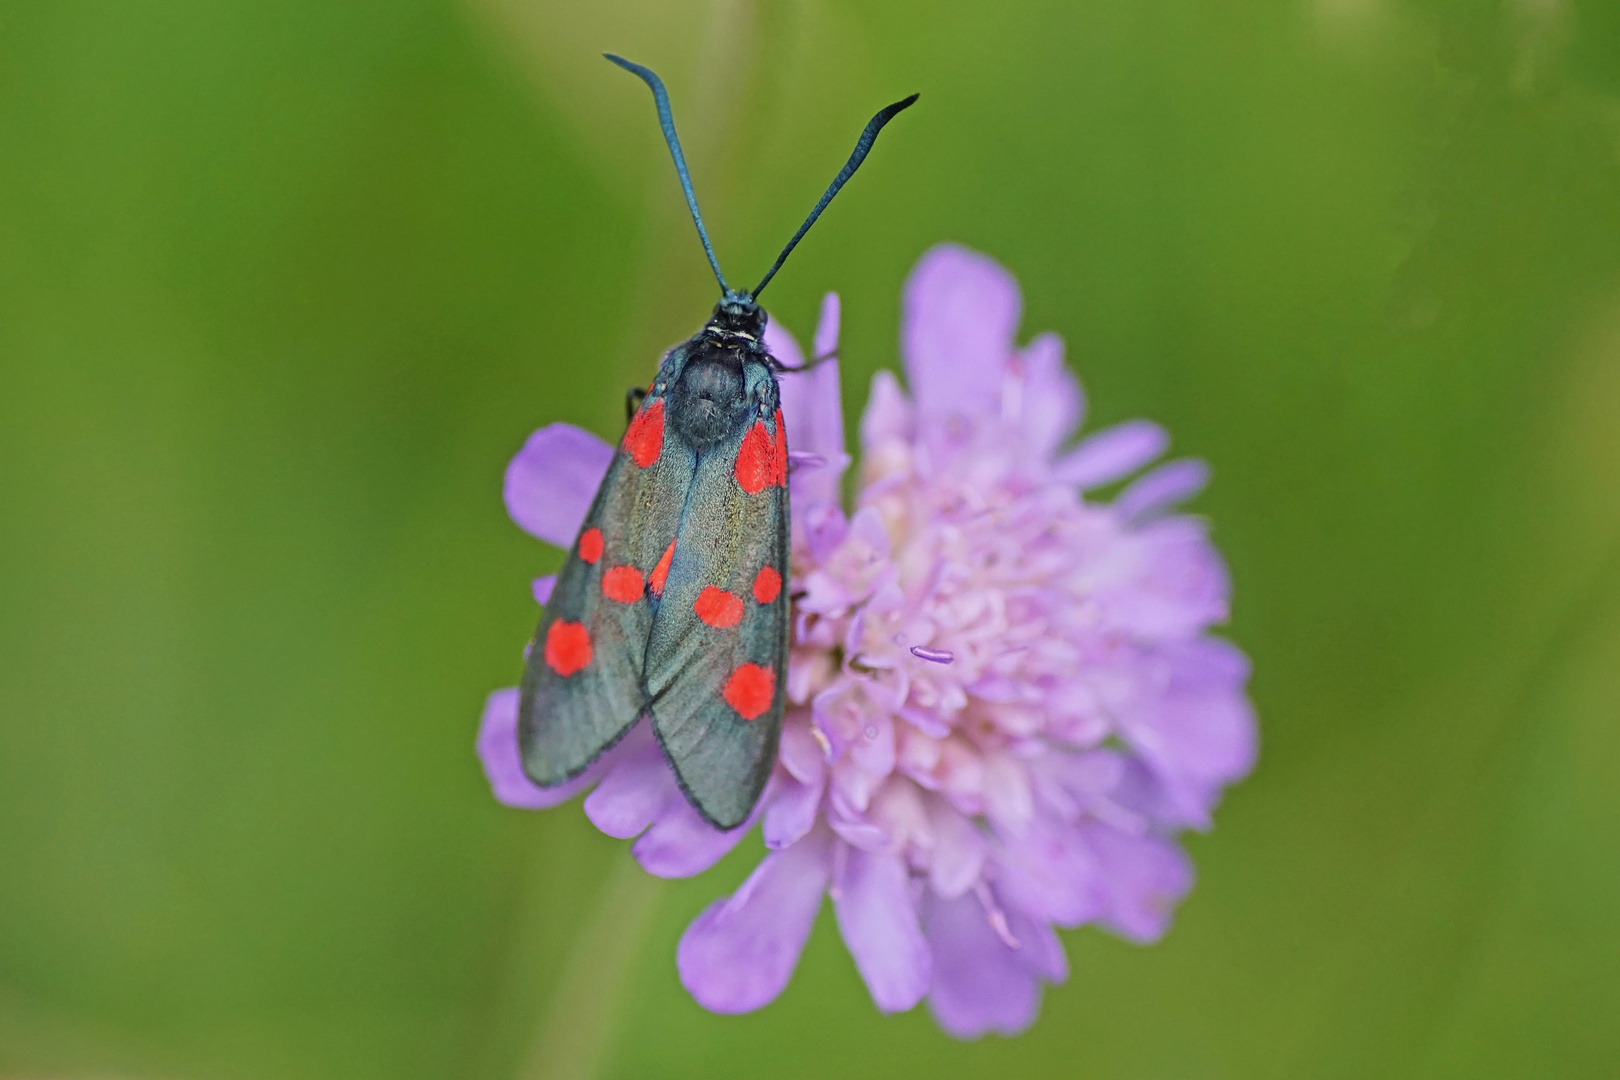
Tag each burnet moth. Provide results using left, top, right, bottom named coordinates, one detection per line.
left=517, top=54, right=917, bottom=829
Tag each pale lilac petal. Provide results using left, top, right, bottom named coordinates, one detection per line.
left=1053, top=419, right=1168, bottom=489
left=1115, top=458, right=1211, bottom=522
left=847, top=710, right=896, bottom=779
left=833, top=845, right=931, bottom=1012
left=1034, top=749, right=1130, bottom=822
left=981, top=753, right=1034, bottom=835
left=582, top=739, right=679, bottom=839
left=677, top=830, right=832, bottom=1013
left=1082, top=822, right=1194, bottom=943
left=924, top=890, right=1043, bottom=1039
left=477, top=689, right=596, bottom=809
left=902, top=244, right=1021, bottom=425
left=1103, top=754, right=1188, bottom=830
left=531, top=575, right=556, bottom=606
left=924, top=796, right=985, bottom=899
left=633, top=792, right=756, bottom=878
left=827, top=809, right=890, bottom=851
left=777, top=717, right=828, bottom=786
left=1088, top=517, right=1231, bottom=641
left=813, top=292, right=841, bottom=359
left=992, top=817, right=1105, bottom=928
left=859, top=369, right=914, bottom=450
left=1005, top=905, right=1069, bottom=983
left=503, top=424, right=615, bottom=546
left=1119, top=638, right=1257, bottom=825
left=800, top=501, right=849, bottom=565
left=847, top=505, right=892, bottom=557
left=776, top=299, right=849, bottom=508
left=764, top=775, right=823, bottom=850
left=1016, top=333, right=1083, bottom=456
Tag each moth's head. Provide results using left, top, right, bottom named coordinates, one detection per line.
left=708, top=291, right=766, bottom=339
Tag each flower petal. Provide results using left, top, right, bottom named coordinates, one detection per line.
left=1118, top=637, right=1257, bottom=825
left=1006, top=904, right=1069, bottom=983
left=813, top=291, right=841, bottom=359
left=981, top=753, right=1034, bottom=835
left=1081, top=821, right=1194, bottom=943
left=633, top=792, right=756, bottom=878
left=777, top=714, right=828, bottom=786
left=1053, top=419, right=1168, bottom=489
left=775, top=296, right=849, bottom=509
left=477, top=688, right=595, bottom=809
left=1088, top=516, right=1231, bottom=641
left=924, top=890, right=1044, bottom=1039
left=902, top=244, right=1021, bottom=427
left=582, top=737, right=678, bottom=839
left=859, top=370, right=914, bottom=449
left=828, top=811, right=891, bottom=851
left=1016, top=332, right=1083, bottom=457
left=503, top=424, right=615, bottom=546
left=924, top=795, right=985, bottom=899
left=993, top=816, right=1105, bottom=928
left=833, top=845, right=931, bottom=1012
left=764, top=774, right=823, bottom=850
left=677, top=829, right=832, bottom=1013
left=1115, top=458, right=1211, bottom=522
left=531, top=575, right=556, bottom=606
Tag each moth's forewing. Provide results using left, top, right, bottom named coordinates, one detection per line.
left=646, top=356, right=790, bottom=829
left=518, top=353, right=696, bottom=785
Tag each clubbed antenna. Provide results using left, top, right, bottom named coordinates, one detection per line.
left=605, top=53, right=731, bottom=294
left=751, top=93, right=920, bottom=299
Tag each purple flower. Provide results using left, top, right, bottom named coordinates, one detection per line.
left=479, top=245, right=1257, bottom=1037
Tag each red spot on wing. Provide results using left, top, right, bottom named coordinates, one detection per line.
left=722, top=663, right=775, bottom=721
left=694, top=586, right=743, bottom=628
left=601, top=566, right=645, bottom=603
left=543, top=621, right=592, bottom=676
left=773, top=409, right=789, bottom=487
left=752, top=566, right=782, bottom=604
left=624, top=399, right=664, bottom=468
left=648, top=539, right=675, bottom=597
left=734, top=420, right=775, bottom=495
left=578, top=528, right=603, bottom=564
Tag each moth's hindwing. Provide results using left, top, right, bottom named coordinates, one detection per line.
left=646, top=357, right=790, bottom=829
left=518, top=377, right=696, bottom=785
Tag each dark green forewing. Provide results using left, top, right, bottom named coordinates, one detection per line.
left=517, top=371, right=695, bottom=784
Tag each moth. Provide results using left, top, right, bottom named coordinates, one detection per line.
left=518, top=54, right=916, bottom=829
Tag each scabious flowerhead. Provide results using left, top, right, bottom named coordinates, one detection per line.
left=479, top=244, right=1256, bottom=1037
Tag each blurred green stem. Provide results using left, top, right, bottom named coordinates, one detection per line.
left=519, top=854, right=665, bottom=1080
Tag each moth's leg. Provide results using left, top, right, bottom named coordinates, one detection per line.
left=771, top=350, right=838, bottom=374
left=624, top=386, right=648, bottom=423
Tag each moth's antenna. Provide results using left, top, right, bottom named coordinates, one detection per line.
left=752, top=93, right=919, bottom=300
left=605, top=53, right=730, bottom=294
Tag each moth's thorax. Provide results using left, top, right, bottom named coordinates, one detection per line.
left=670, top=350, right=749, bottom=450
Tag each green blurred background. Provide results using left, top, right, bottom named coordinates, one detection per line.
left=3, top=0, right=1619, bottom=1076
